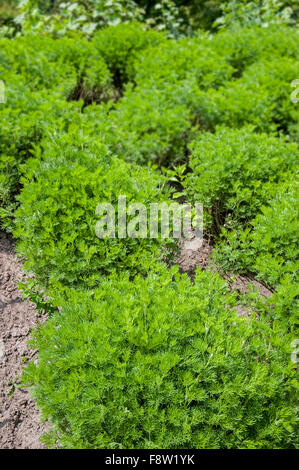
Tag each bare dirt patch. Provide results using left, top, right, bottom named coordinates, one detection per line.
left=0, top=231, right=47, bottom=449
left=222, top=273, right=273, bottom=298
left=177, top=237, right=213, bottom=277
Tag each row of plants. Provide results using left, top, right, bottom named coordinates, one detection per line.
left=0, top=15, right=298, bottom=448
left=2, top=23, right=298, bottom=225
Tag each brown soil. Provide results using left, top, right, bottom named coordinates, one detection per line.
left=223, top=273, right=273, bottom=298
left=177, top=234, right=213, bottom=277
left=0, top=231, right=47, bottom=449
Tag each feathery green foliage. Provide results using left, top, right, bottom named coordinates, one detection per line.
left=0, top=15, right=298, bottom=449
left=184, top=127, right=299, bottom=232
left=14, top=146, right=171, bottom=288
left=22, top=266, right=298, bottom=449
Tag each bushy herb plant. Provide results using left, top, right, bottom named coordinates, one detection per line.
left=13, top=145, right=172, bottom=288
left=22, top=265, right=298, bottom=449
left=213, top=179, right=299, bottom=289
left=192, top=57, right=299, bottom=137
left=184, top=126, right=299, bottom=232
left=92, top=22, right=166, bottom=88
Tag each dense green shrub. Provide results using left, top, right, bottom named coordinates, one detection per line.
left=0, top=84, right=82, bottom=229
left=193, top=84, right=275, bottom=134
left=22, top=265, right=298, bottom=449
left=184, top=127, right=299, bottom=232
left=0, top=36, right=75, bottom=96
left=0, top=33, right=113, bottom=229
left=13, top=144, right=172, bottom=288
left=192, top=57, right=299, bottom=136
left=108, top=79, right=198, bottom=165
left=134, top=36, right=234, bottom=87
left=250, top=182, right=299, bottom=284
left=0, top=34, right=112, bottom=99
left=209, top=25, right=299, bottom=75
left=213, top=179, right=299, bottom=288
left=240, top=57, right=299, bottom=135
left=265, top=274, right=299, bottom=326
left=92, top=22, right=165, bottom=88
left=104, top=33, right=235, bottom=165
left=107, top=33, right=236, bottom=166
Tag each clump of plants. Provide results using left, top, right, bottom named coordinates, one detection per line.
left=22, top=265, right=298, bottom=449
left=13, top=143, right=172, bottom=289
left=184, top=126, right=299, bottom=232
left=213, top=178, right=299, bottom=289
